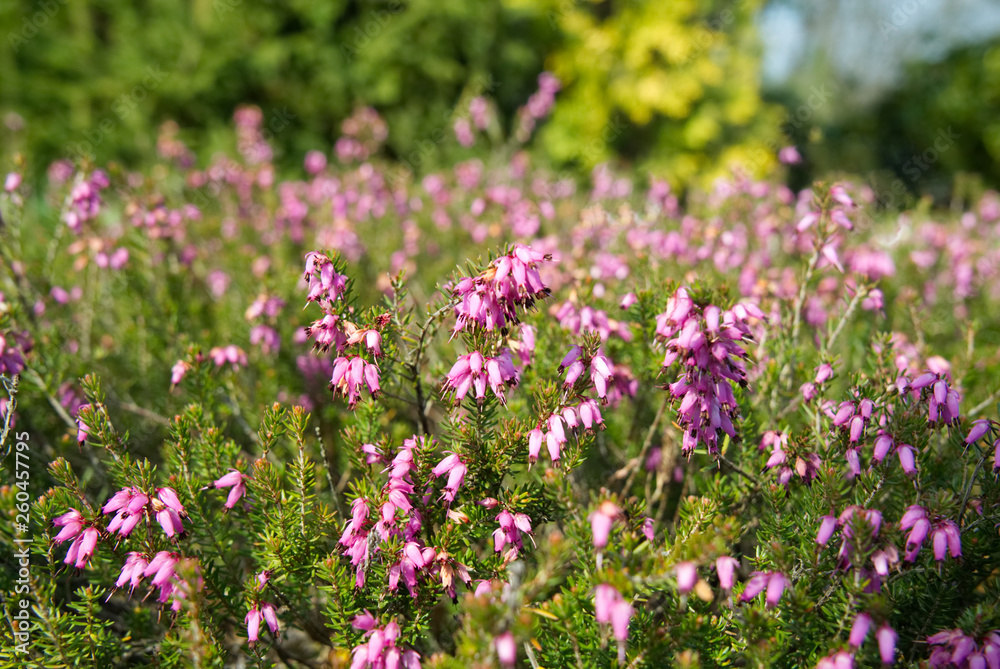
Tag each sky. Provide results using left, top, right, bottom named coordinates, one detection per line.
left=759, top=0, right=1000, bottom=105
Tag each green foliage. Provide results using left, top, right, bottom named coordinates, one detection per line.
left=0, top=0, right=552, bottom=175
left=508, top=0, right=785, bottom=184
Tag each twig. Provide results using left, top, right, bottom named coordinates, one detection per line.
left=523, top=641, right=541, bottom=669
left=824, top=284, right=868, bottom=352
left=408, top=302, right=452, bottom=436
left=115, top=400, right=172, bottom=427
left=718, top=454, right=760, bottom=487
left=0, top=374, right=18, bottom=455
left=958, top=452, right=986, bottom=525
left=968, top=391, right=999, bottom=418
left=618, top=394, right=670, bottom=494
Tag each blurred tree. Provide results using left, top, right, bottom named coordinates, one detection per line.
left=0, top=0, right=553, bottom=174
left=802, top=42, right=1000, bottom=198
left=508, top=0, right=785, bottom=186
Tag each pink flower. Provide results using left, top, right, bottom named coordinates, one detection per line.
left=966, top=419, right=993, bottom=444
left=431, top=452, right=467, bottom=503
left=209, top=345, right=247, bottom=369
left=815, top=363, right=834, bottom=384
left=63, top=527, right=99, bottom=569
left=143, top=551, right=179, bottom=588
left=610, top=599, right=633, bottom=642
left=170, top=360, right=189, bottom=386
left=303, top=252, right=348, bottom=305
left=450, top=244, right=552, bottom=336
left=779, top=146, right=802, bottom=165
left=213, top=470, right=247, bottom=509
left=495, top=631, right=516, bottom=667
left=849, top=613, right=872, bottom=648
left=657, top=287, right=757, bottom=455
left=715, top=556, right=739, bottom=590
left=304, top=150, right=327, bottom=174
left=103, top=487, right=149, bottom=538
left=153, top=487, right=186, bottom=538
left=454, top=118, right=474, bottom=147
left=765, top=572, right=788, bottom=608
left=877, top=624, right=897, bottom=664
left=4, top=172, right=21, bottom=192
left=349, top=618, right=422, bottom=668
left=816, top=651, right=855, bottom=669
left=675, top=561, right=698, bottom=594
left=115, top=552, right=149, bottom=595
left=589, top=501, right=621, bottom=549
left=595, top=584, right=619, bottom=623
left=52, top=509, right=84, bottom=543
left=260, top=602, right=280, bottom=638
left=329, top=355, right=381, bottom=408
left=246, top=606, right=263, bottom=645
left=443, top=349, right=518, bottom=406
left=816, top=515, right=838, bottom=546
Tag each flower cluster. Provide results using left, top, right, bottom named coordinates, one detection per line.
left=210, top=469, right=248, bottom=510
left=63, top=170, right=109, bottom=232
left=527, top=401, right=604, bottom=465
left=53, top=510, right=99, bottom=569
left=209, top=345, right=248, bottom=370
left=927, top=628, right=1000, bottom=667
left=594, top=584, right=633, bottom=664
left=740, top=571, right=789, bottom=608
left=899, top=505, right=961, bottom=562
left=442, top=349, right=519, bottom=405
left=431, top=452, right=467, bottom=504
left=334, top=107, right=388, bottom=163
left=657, top=287, right=760, bottom=454
left=303, top=252, right=349, bottom=306
left=451, top=244, right=552, bottom=336
left=329, top=355, right=381, bottom=408
left=350, top=614, right=422, bottom=669
left=560, top=345, right=614, bottom=401
left=339, top=436, right=446, bottom=594
left=492, top=509, right=533, bottom=563
left=847, top=614, right=898, bottom=664
left=101, top=486, right=187, bottom=539
left=761, top=430, right=822, bottom=485
left=0, top=327, right=29, bottom=376
left=515, top=72, right=560, bottom=141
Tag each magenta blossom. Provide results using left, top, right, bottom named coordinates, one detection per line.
left=52, top=509, right=85, bottom=544
left=657, top=287, right=761, bottom=455
left=115, top=552, right=149, bottom=595
left=349, top=617, right=422, bottom=669
left=63, top=526, right=100, bottom=569
left=588, top=501, right=621, bottom=549
left=443, top=349, right=519, bottom=406
left=212, top=470, right=247, bottom=509
left=715, top=556, right=739, bottom=591
left=152, top=487, right=186, bottom=538
left=103, top=486, right=149, bottom=538
left=741, top=571, right=789, bottom=608
left=495, top=631, right=516, bottom=667
left=451, top=244, right=552, bottom=336
left=329, top=355, right=381, bottom=409
left=431, top=452, right=467, bottom=504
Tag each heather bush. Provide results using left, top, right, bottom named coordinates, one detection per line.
left=1, top=79, right=1000, bottom=668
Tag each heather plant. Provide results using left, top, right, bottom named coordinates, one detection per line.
left=2, top=83, right=1000, bottom=669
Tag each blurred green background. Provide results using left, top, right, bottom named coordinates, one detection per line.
left=2, top=0, right=999, bottom=191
